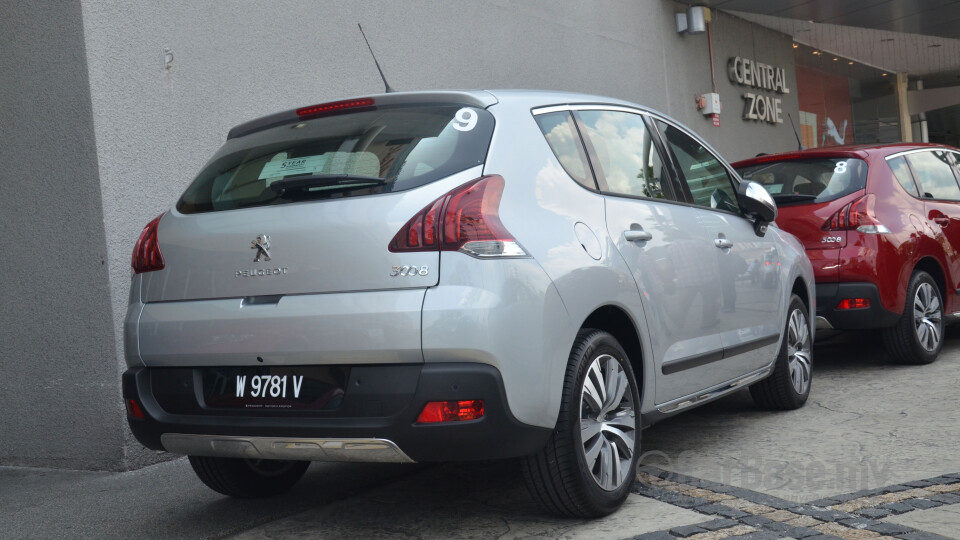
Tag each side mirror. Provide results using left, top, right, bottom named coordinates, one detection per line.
left=737, top=181, right=777, bottom=236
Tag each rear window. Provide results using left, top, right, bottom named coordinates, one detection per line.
left=735, top=157, right=867, bottom=206
left=177, top=104, right=495, bottom=213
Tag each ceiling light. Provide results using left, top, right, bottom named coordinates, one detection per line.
left=849, top=61, right=854, bottom=65
left=833, top=57, right=838, bottom=61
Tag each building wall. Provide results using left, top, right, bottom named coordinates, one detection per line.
left=1, top=0, right=801, bottom=470
left=0, top=1, right=125, bottom=469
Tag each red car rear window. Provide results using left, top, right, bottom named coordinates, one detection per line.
left=735, top=158, right=867, bottom=206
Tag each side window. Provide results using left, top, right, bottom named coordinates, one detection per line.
left=905, top=150, right=960, bottom=200
left=575, top=110, right=672, bottom=200
left=534, top=112, right=595, bottom=189
left=656, top=120, right=739, bottom=212
left=887, top=156, right=919, bottom=197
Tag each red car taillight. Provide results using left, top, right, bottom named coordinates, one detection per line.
left=822, top=194, right=890, bottom=234
left=389, top=175, right=527, bottom=257
left=132, top=214, right=165, bottom=274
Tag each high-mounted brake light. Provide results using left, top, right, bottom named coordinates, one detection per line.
left=296, top=97, right=375, bottom=117
left=749, top=152, right=805, bottom=164
left=823, top=194, right=890, bottom=234
left=416, top=400, right=485, bottom=423
left=389, top=175, right=527, bottom=258
left=132, top=214, right=165, bottom=274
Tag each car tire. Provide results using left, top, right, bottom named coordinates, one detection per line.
left=750, top=294, right=812, bottom=410
left=883, top=270, right=943, bottom=365
left=522, top=329, right=640, bottom=518
left=188, top=456, right=309, bottom=498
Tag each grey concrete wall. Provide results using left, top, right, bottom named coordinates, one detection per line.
left=0, top=0, right=800, bottom=470
left=0, top=1, right=124, bottom=469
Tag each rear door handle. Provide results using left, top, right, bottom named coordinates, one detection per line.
left=714, top=238, right=734, bottom=249
left=624, top=230, right=653, bottom=242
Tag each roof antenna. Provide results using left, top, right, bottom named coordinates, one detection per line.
left=358, top=23, right=395, bottom=93
left=787, top=112, right=804, bottom=150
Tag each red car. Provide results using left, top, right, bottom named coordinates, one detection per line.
left=733, top=143, right=960, bottom=365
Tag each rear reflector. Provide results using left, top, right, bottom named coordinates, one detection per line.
left=296, top=97, right=375, bottom=117
left=132, top=214, right=165, bottom=274
left=836, top=298, right=870, bottom=310
left=416, top=400, right=485, bottom=423
left=125, top=399, right=145, bottom=419
left=389, top=175, right=527, bottom=258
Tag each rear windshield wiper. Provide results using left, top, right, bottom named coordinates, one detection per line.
left=268, top=174, right=387, bottom=196
left=772, top=193, right=817, bottom=206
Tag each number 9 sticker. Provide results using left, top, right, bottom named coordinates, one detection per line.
left=452, top=108, right=478, bottom=132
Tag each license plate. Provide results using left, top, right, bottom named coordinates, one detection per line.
left=202, top=366, right=349, bottom=411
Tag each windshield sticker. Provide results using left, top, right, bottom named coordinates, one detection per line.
left=259, top=155, right=330, bottom=180
left=765, top=184, right=783, bottom=194
left=452, top=108, right=478, bottom=132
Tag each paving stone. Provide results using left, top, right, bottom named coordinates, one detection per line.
left=740, top=514, right=773, bottom=527
left=863, top=523, right=913, bottom=535
left=634, top=484, right=673, bottom=498
left=879, top=485, right=911, bottom=493
left=809, top=498, right=842, bottom=507
left=902, top=479, right=938, bottom=488
left=901, top=498, right=942, bottom=510
left=855, top=508, right=891, bottom=519
left=896, top=533, right=956, bottom=540
left=928, top=492, right=960, bottom=504
left=791, top=505, right=854, bottom=521
left=944, top=472, right=960, bottom=479
left=926, top=476, right=960, bottom=485
left=661, top=493, right=714, bottom=508
left=670, top=525, right=707, bottom=537
left=760, top=521, right=796, bottom=533
left=688, top=524, right=757, bottom=540
left=733, top=531, right=782, bottom=540
left=765, top=509, right=802, bottom=522
left=724, top=498, right=760, bottom=510
left=682, top=488, right=735, bottom=502
left=634, top=532, right=675, bottom=540
left=876, top=501, right=915, bottom=515
left=803, top=535, right=846, bottom=540
left=839, top=517, right=881, bottom=529
left=694, top=503, right=749, bottom=518
left=815, top=522, right=881, bottom=538
left=784, top=527, right=826, bottom=539
left=695, top=518, right=739, bottom=531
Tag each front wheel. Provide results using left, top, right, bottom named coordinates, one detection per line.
left=188, top=456, right=309, bottom=498
left=883, top=270, right=943, bottom=365
left=751, top=294, right=812, bottom=410
left=523, top=330, right=641, bottom=518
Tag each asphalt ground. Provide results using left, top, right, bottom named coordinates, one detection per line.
left=3, top=327, right=959, bottom=539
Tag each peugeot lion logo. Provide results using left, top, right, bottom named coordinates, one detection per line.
left=251, top=235, right=271, bottom=262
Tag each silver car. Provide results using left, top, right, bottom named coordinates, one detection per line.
left=124, top=90, right=815, bottom=517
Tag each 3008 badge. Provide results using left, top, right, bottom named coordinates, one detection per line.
left=391, top=265, right=429, bottom=277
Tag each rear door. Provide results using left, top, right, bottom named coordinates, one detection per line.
left=573, top=107, right=734, bottom=403
left=902, top=149, right=960, bottom=297
left=650, top=118, right=782, bottom=391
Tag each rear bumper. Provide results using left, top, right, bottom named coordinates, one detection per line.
left=816, top=282, right=901, bottom=330
left=124, top=362, right=552, bottom=463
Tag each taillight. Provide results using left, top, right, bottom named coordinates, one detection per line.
left=416, top=400, right=485, bottom=423
left=823, top=194, right=890, bottom=234
left=132, top=214, right=165, bottom=274
left=389, top=175, right=527, bottom=258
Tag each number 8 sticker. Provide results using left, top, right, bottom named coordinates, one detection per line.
left=834, top=161, right=848, bottom=174
left=453, top=108, right=478, bottom=132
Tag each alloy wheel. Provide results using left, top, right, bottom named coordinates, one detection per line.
left=786, top=308, right=812, bottom=395
left=579, top=354, right=637, bottom=491
left=914, top=282, right=942, bottom=352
